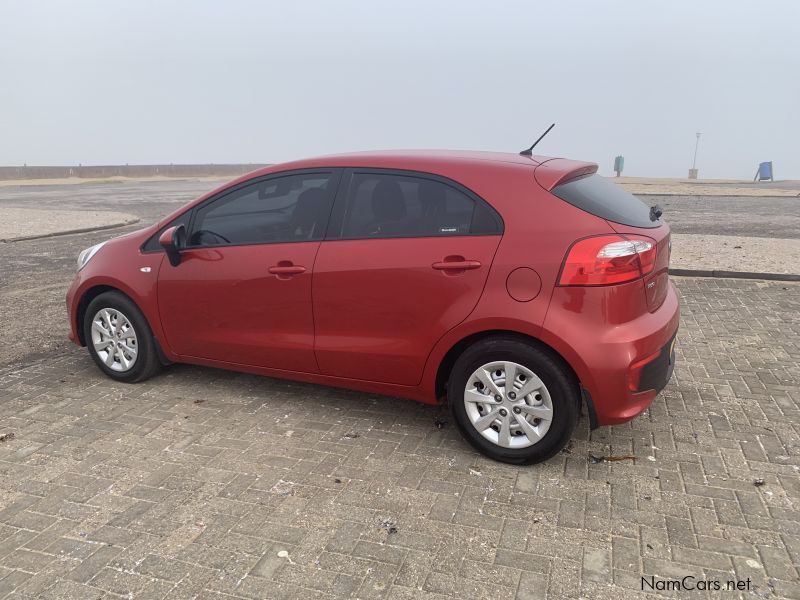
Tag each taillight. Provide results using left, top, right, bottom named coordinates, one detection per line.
left=559, top=234, right=657, bottom=286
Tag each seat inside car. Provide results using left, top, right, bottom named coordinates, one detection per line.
left=418, top=179, right=448, bottom=234
left=289, top=186, right=329, bottom=239
left=367, top=179, right=408, bottom=236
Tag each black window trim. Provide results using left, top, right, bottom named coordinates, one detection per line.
left=324, top=167, right=504, bottom=241
left=140, top=168, right=343, bottom=253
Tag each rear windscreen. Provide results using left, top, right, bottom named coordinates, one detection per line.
left=551, top=174, right=660, bottom=228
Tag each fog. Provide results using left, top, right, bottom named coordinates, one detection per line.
left=1, top=0, right=798, bottom=178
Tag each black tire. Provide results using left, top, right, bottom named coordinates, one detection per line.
left=83, top=291, right=162, bottom=383
left=448, top=336, right=579, bottom=465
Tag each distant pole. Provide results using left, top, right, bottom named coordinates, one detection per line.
left=692, top=132, right=702, bottom=169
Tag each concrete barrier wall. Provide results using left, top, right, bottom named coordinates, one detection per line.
left=0, top=164, right=269, bottom=180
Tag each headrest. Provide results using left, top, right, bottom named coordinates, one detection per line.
left=371, top=180, right=406, bottom=220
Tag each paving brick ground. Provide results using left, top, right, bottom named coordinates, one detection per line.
left=0, top=277, right=798, bottom=599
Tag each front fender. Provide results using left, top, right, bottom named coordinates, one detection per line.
left=68, top=251, right=173, bottom=358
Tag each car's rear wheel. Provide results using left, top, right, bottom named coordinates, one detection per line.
left=83, top=291, right=161, bottom=383
left=448, top=336, right=579, bottom=464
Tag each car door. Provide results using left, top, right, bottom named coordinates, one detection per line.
left=312, top=169, right=503, bottom=385
left=157, top=170, right=340, bottom=372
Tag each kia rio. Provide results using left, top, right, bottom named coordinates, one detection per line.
left=66, top=150, right=679, bottom=464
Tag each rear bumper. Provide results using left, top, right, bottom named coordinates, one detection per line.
left=593, top=283, right=678, bottom=425
left=590, top=329, right=677, bottom=426
left=580, top=332, right=676, bottom=429
left=634, top=331, right=677, bottom=395
left=544, top=279, right=680, bottom=427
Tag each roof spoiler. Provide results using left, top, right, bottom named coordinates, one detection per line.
left=534, top=159, right=598, bottom=191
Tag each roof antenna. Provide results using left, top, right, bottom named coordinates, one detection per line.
left=519, top=123, right=555, bottom=156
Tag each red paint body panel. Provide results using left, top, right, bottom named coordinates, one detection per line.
left=66, top=228, right=173, bottom=356
left=540, top=279, right=679, bottom=424
left=157, top=242, right=320, bottom=372
left=313, top=235, right=500, bottom=385
left=66, top=150, right=679, bottom=426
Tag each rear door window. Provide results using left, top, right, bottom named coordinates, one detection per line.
left=551, top=174, right=660, bottom=228
left=338, top=172, right=501, bottom=239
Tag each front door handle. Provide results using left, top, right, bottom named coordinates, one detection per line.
left=268, top=262, right=306, bottom=279
left=432, top=257, right=482, bottom=271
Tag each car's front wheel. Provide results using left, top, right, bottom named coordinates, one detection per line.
left=448, top=336, right=579, bottom=464
left=83, top=291, right=161, bottom=383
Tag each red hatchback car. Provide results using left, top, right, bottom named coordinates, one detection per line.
left=66, top=150, right=679, bottom=464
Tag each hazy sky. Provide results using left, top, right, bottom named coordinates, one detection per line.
left=1, top=0, right=798, bottom=178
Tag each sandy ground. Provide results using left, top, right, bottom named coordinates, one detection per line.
left=670, top=234, right=800, bottom=274
left=0, top=207, right=138, bottom=242
left=0, top=175, right=232, bottom=188
left=615, top=180, right=799, bottom=197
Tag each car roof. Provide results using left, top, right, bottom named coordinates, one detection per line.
left=249, top=149, right=553, bottom=176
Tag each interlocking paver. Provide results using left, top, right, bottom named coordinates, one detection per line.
left=0, top=277, right=799, bottom=598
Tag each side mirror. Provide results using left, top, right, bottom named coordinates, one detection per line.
left=159, top=224, right=186, bottom=267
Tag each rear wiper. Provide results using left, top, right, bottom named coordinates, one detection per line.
left=650, top=204, right=663, bottom=221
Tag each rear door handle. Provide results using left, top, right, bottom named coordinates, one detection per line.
left=432, top=258, right=482, bottom=271
left=268, top=263, right=306, bottom=277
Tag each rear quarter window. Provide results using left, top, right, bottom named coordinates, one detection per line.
left=551, top=174, right=660, bottom=228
